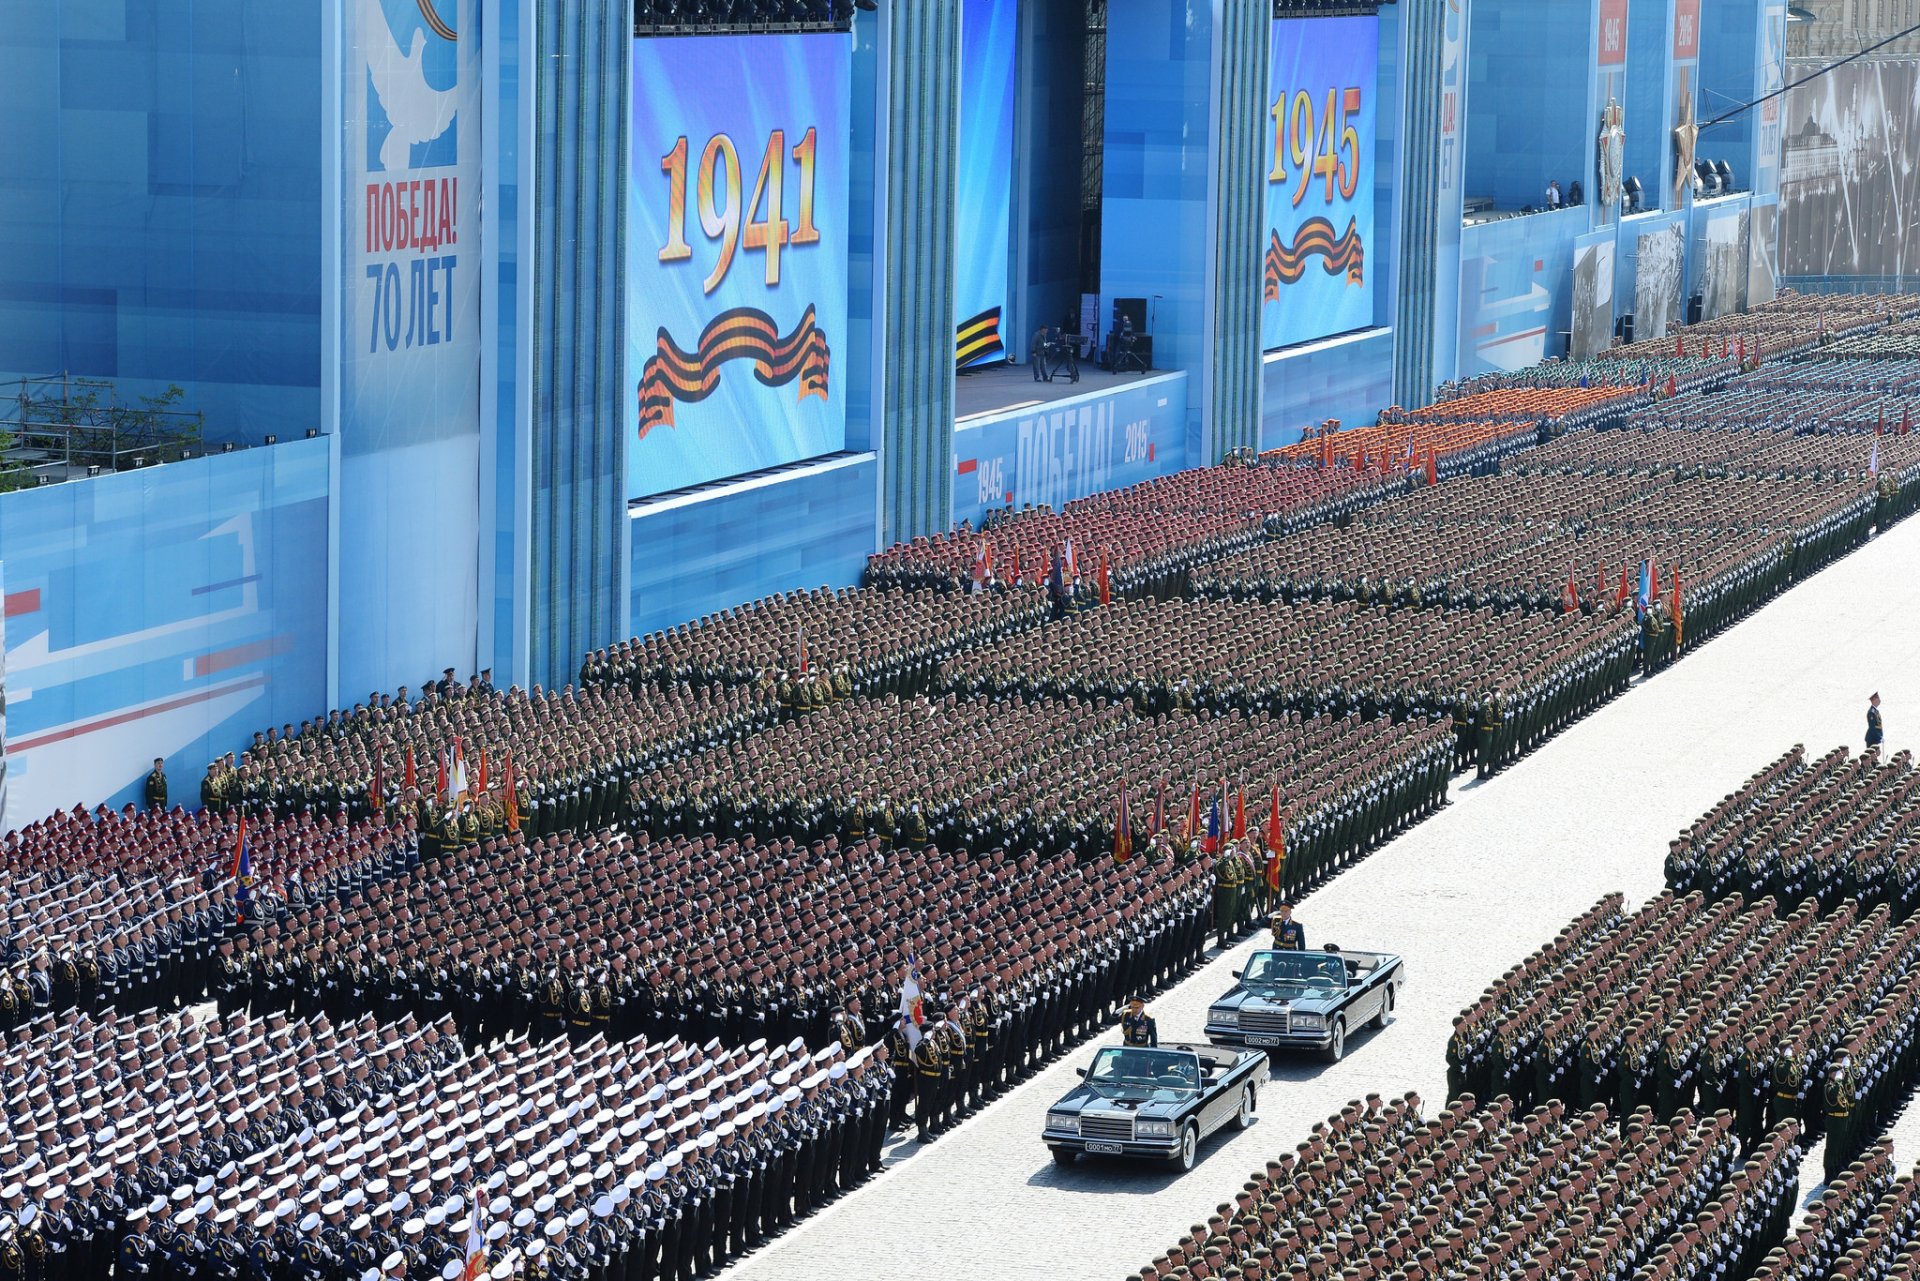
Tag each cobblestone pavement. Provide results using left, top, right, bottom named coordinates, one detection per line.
left=724, top=517, right=1920, bottom=1280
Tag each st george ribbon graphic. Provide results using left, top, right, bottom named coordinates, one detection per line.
left=1264, top=217, right=1366, bottom=300
left=636, top=306, right=832, bottom=438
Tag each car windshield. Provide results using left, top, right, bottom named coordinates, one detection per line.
left=1083, top=1047, right=1201, bottom=1098
left=1242, top=950, right=1346, bottom=992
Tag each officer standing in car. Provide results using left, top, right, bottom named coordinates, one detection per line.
left=1120, top=996, right=1158, bottom=1047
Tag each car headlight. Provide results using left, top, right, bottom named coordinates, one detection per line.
left=1209, top=1008, right=1237, bottom=1027
left=1046, top=1113, right=1079, bottom=1134
left=1136, top=1119, right=1176, bottom=1139
left=1292, top=1012, right=1324, bottom=1029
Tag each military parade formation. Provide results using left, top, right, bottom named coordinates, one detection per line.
left=1130, top=1094, right=1804, bottom=1281
left=13, top=295, right=1920, bottom=1277
left=1446, top=890, right=1920, bottom=1176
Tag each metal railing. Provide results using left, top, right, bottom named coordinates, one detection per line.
left=0, top=373, right=205, bottom=489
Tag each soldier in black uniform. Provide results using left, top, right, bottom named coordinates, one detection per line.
left=1868, top=692, right=1885, bottom=748
left=1120, top=995, right=1158, bottom=1047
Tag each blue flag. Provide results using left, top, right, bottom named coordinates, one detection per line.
left=231, top=819, right=253, bottom=924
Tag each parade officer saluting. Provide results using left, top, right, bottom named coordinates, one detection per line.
left=1121, top=996, right=1158, bottom=1047
left=1271, top=903, right=1307, bottom=951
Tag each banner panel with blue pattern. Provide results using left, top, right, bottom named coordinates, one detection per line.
left=1263, top=17, right=1378, bottom=351
left=627, top=34, right=852, bottom=498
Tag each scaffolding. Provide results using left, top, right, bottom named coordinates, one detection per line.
left=0, top=373, right=206, bottom=489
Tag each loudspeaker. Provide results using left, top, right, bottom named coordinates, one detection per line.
left=1617, top=313, right=1634, bottom=344
left=1111, top=297, right=1147, bottom=332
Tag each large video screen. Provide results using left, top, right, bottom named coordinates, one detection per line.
left=1263, top=16, right=1378, bottom=351
left=627, top=34, right=851, bottom=499
left=954, top=0, right=1018, bottom=368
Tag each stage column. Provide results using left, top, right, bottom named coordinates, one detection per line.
left=879, top=0, right=962, bottom=546
left=527, top=0, right=630, bottom=687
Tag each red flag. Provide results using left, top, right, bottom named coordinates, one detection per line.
left=1232, top=788, right=1247, bottom=842
left=475, top=747, right=488, bottom=797
left=403, top=745, right=416, bottom=792
left=1675, top=335, right=1685, bottom=358
left=1877, top=408, right=1886, bottom=436
left=1753, top=337, right=1764, bottom=366
left=1113, top=785, right=1134, bottom=862
left=1425, top=448, right=1439, bottom=487
left=1720, top=336, right=1730, bottom=359
left=1097, top=554, right=1111, bottom=606
left=1736, top=335, right=1746, bottom=362
left=1564, top=566, right=1580, bottom=612
left=1264, top=785, right=1285, bottom=893
left=1671, top=568, right=1684, bottom=650
left=1186, top=782, right=1201, bottom=848
left=503, top=752, right=521, bottom=832
left=1617, top=563, right=1631, bottom=607
left=1012, top=545, right=1022, bottom=584
left=1903, top=405, right=1913, bottom=435
left=1665, top=375, right=1678, bottom=397
left=370, top=755, right=386, bottom=814
left=1649, top=561, right=1660, bottom=604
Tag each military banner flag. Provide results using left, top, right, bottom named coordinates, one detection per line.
left=1113, top=784, right=1133, bottom=862
left=1264, top=784, right=1285, bottom=893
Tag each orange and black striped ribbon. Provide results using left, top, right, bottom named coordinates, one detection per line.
left=636, top=305, right=831, bottom=438
left=1263, top=217, right=1366, bottom=301
left=955, top=305, right=1004, bottom=368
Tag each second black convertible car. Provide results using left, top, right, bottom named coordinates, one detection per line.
left=1204, top=947, right=1404, bottom=1061
left=1042, top=1043, right=1266, bottom=1171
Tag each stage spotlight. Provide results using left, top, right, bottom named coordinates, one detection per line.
left=1622, top=176, right=1643, bottom=212
left=854, top=0, right=877, bottom=10
left=1786, top=4, right=1816, bottom=21
left=1713, top=159, right=1735, bottom=191
left=1695, top=160, right=1719, bottom=195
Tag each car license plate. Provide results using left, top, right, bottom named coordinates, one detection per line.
left=1247, top=1035, right=1282, bottom=1047
left=1084, top=1141, right=1124, bottom=1155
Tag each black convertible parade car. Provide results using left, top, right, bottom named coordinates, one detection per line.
left=1204, top=948, right=1405, bottom=1061
left=1042, top=1043, right=1267, bottom=1171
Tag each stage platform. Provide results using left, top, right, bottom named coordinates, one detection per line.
left=953, top=361, right=1163, bottom=423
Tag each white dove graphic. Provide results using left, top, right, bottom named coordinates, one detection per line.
left=363, top=0, right=457, bottom=172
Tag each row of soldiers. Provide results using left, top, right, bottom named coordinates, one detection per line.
left=215, top=679, right=776, bottom=836
left=83, top=1033, right=889, bottom=1281
left=936, top=594, right=1638, bottom=775
left=2, top=806, right=424, bottom=1032
left=1664, top=742, right=1920, bottom=917
left=1130, top=1093, right=1801, bottom=1281
left=1446, top=887, right=1920, bottom=1163
left=577, top=586, right=1048, bottom=702
left=863, top=465, right=1401, bottom=596
left=0, top=1005, right=462, bottom=1281
left=1750, top=1141, right=1916, bottom=1280
left=204, top=823, right=1217, bottom=1081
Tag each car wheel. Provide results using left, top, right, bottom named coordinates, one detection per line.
left=1323, top=1018, right=1346, bottom=1063
left=1050, top=1148, right=1076, bottom=1167
left=1235, top=1085, right=1256, bottom=1131
left=1374, top=986, right=1395, bottom=1029
left=1173, top=1123, right=1199, bottom=1172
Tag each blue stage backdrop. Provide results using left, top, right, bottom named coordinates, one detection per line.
left=950, top=373, right=1190, bottom=527
left=627, top=34, right=852, bottom=499
left=954, top=0, right=1018, bottom=368
left=0, top=440, right=330, bottom=825
left=1263, top=16, right=1378, bottom=351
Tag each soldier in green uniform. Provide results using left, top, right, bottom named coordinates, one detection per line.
left=144, top=758, right=169, bottom=812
